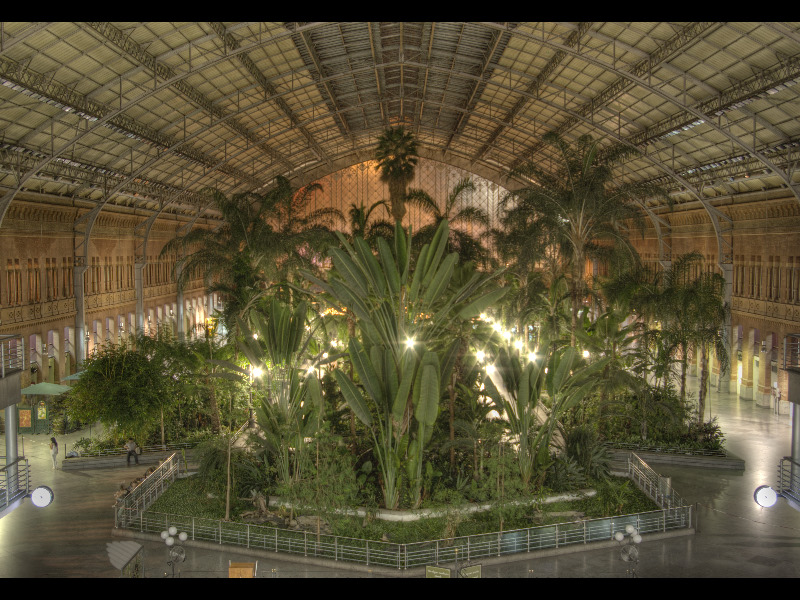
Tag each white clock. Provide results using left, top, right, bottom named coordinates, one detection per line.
left=31, top=485, right=54, bottom=508
left=754, top=485, right=778, bottom=508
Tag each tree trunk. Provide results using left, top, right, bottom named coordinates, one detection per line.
left=388, top=178, right=407, bottom=223
left=698, top=343, right=709, bottom=424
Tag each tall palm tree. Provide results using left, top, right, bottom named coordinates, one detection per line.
left=374, top=126, right=419, bottom=223
left=686, top=270, right=729, bottom=424
left=406, top=177, right=492, bottom=267
left=505, top=132, right=660, bottom=345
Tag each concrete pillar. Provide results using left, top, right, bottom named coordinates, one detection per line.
left=135, top=261, right=145, bottom=335
left=73, top=263, right=88, bottom=367
left=757, top=334, right=774, bottom=408
left=740, top=328, right=755, bottom=401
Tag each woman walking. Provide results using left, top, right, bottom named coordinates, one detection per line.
left=49, top=437, right=59, bottom=469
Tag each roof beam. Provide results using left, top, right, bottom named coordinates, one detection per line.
left=84, top=21, right=296, bottom=173
left=471, top=22, right=593, bottom=163
left=284, top=22, right=353, bottom=142
left=208, top=21, right=333, bottom=168
left=512, top=22, right=720, bottom=167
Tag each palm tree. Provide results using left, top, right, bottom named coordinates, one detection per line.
left=505, top=132, right=659, bottom=345
left=346, top=200, right=394, bottom=249
left=374, top=126, right=419, bottom=223
left=686, top=270, right=729, bottom=424
left=161, top=177, right=341, bottom=336
left=406, top=177, right=492, bottom=267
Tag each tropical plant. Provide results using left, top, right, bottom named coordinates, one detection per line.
left=480, top=343, right=608, bottom=491
left=505, top=132, right=660, bottom=345
left=302, top=220, right=507, bottom=508
left=161, top=177, right=341, bottom=338
left=234, top=299, right=324, bottom=489
left=374, top=126, right=419, bottom=223
left=346, top=200, right=394, bottom=249
left=406, top=177, right=492, bottom=267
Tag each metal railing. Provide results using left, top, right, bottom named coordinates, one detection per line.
left=68, top=441, right=200, bottom=459
left=114, top=453, right=179, bottom=528
left=628, top=452, right=687, bottom=509
left=115, top=452, right=693, bottom=570
left=778, top=456, right=800, bottom=505
left=608, top=442, right=727, bottom=458
left=0, top=334, right=24, bottom=378
left=123, top=505, right=692, bottom=570
left=0, top=456, right=30, bottom=512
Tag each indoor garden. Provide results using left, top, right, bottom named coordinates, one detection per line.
left=64, top=128, right=727, bottom=541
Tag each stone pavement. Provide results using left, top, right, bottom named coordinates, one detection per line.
left=0, top=373, right=799, bottom=578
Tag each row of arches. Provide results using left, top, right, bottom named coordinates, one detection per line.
left=26, top=292, right=218, bottom=385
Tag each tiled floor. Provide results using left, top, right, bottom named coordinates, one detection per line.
left=1, top=373, right=799, bottom=578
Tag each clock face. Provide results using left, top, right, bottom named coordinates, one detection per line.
left=31, top=485, right=54, bottom=508
left=754, top=485, right=778, bottom=508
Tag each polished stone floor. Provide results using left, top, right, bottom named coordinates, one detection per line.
left=1, top=372, right=799, bottom=578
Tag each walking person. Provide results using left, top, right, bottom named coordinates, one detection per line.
left=124, top=438, right=139, bottom=465
left=49, top=437, right=58, bottom=470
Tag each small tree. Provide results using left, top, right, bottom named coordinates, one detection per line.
left=67, top=343, right=171, bottom=443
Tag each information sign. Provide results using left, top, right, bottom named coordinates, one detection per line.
left=425, top=565, right=452, bottom=578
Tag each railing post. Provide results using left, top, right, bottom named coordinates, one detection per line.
left=366, top=540, right=370, bottom=565
left=304, top=531, right=308, bottom=557
left=555, top=523, right=559, bottom=548
left=334, top=537, right=338, bottom=561
left=247, top=523, right=250, bottom=548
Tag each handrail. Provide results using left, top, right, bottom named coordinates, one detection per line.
left=68, top=441, right=201, bottom=459
left=607, top=442, right=727, bottom=458
left=115, top=452, right=693, bottom=570
left=114, top=453, right=179, bottom=528
left=0, top=456, right=30, bottom=512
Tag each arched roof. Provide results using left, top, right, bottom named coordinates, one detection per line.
left=1, top=21, right=799, bottom=227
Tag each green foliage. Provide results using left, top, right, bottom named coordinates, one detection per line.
left=561, top=423, right=611, bottom=482
left=303, top=218, right=507, bottom=509
left=66, top=342, right=170, bottom=441
left=544, top=454, right=587, bottom=492
left=193, top=435, right=266, bottom=500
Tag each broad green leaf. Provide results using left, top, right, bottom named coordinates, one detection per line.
left=409, top=243, right=430, bottom=300
left=354, top=237, right=386, bottom=296
left=377, top=237, right=400, bottom=296
left=334, top=370, right=372, bottom=427
left=421, top=252, right=457, bottom=306
left=392, top=351, right=416, bottom=424
left=421, top=220, right=449, bottom=288
left=330, top=247, right=369, bottom=298
left=348, top=338, right=384, bottom=407
left=415, top=361, right=440, bottom=428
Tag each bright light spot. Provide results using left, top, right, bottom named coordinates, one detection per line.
left=544, top=367, right=548, bottom=374
left=479, top=313, right=487, bottom=321
left=514, top=340, right=523, bottom=350
left=528, top=352, right=537, bottom=362
left=485, top=364, right=496, bottom=374
left=582, top=350, right=590, bottom=359
left=503, top=331, right=511, bottom=341
left=252, top=367, right=263, bottom=379
left=253, top=333, right=258, bottom=339
left=493, top=322, right=502, bottom=332
left=406, top=338, right=415, bottom=349
left=476, top=350, right=486, bottom=362
left=322, top=352, right=328, bottom=359
left=307, top=366, right=315, bottom=375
